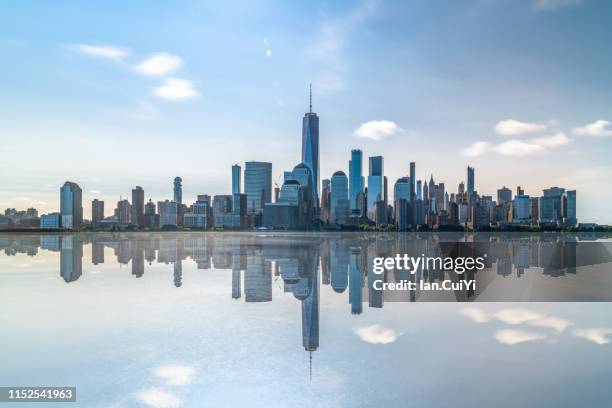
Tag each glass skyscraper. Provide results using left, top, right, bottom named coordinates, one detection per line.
left=60, top=181, right=82, bottom=229
left=173, top=177, right=182, bottom=204
left=349, top=149, right=364, bottom=211
left=302, top=86, right=319, bottom=207
left=330, top=171, right=349, bottom=225
left=244, top=161, right=272, bottom=213
left=467, top=166, right=475, bottom=194
left=232, top=164, right=241, bottom=195
left=367, top=156, right=384, bottom=220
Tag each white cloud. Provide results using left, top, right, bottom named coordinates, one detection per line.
left=529, top=316, right=572, bottom=333
left=460, top=308, right=572, bottom=333
left=134, top=389, right=180, bottom=408
left=461, top=141, right=490, bottom=157
left=89, top=190, right=101, bottom=194
left=531, top=132, right=573, bottom=148
left=74, top=44, right=129, bottom=59
left=354, top=120, right=402, bottom=141
left=495, top=329, right=546, bottom=345
left=153, top=78, right=197, bottom=101
left=493, top=308, right=546, bottom=325
left=494, top=139, right=545, bottom=156
left=154, top=365, right=196, bottom=386
left=460, top=307, right=490, bottom=323
left=494, top=119, right=546, bottom=136
left=136, top=53, right=183, bottom=76
left=573, top=328, right=612, bottom=345
left=14, top=196, right=33, bottom=202
left=572, top=120, right=612, bottom=137
left=534, top=0, right=581, bottom=11
left=463, top=131, right=572, bottom=158
left=355, top=324, right=401, bottom=344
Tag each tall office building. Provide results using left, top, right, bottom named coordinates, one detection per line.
left=60, top=181, right=82, bottom=229
left=302, top=85, right=319, bottom=206
left=131, top=186, right=145, bottom=227
left=158, top=200, right=179, bottom=227
left=565, top=190, right=577, bottom=226
left=416, top=180, right=422, bottom=200
left=232, top=164, right=241, bottom=194
left=330, top=171, right=349, bottom=225
left=116, top=199, right=131, bottom=224
left=173, top=177, right=182, bottom=204
left=497, top=186, right=512, bottom=205
left=244, top=161, right=272, bottom=213
left=367, top=156, right=384, bottom=220
left=92, top=199, right=104, bottom=225
left=467, top=166, right=475, bottom=194
left=349, top=149, right=364, bottom=210
left=409, top=162, right=416, bottom=202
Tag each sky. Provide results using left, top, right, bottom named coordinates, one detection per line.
left=1, top=0, right=611, bottom=223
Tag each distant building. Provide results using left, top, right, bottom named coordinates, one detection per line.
left=497, top=186, right=512, bottom=205
left=115, top=199, right=131, bottom=224
left=539, top=187, right=565, bottom=225
left=349, top=149, right=364, bottom=211
left=330, top=171, right=349, bottom=225
left=158, top=200, right=178, bottom=227
left=467, top=166, right=475, bottom=194
left=60, top=181, right=83, bottom=229
left=41, top=213, right=61, bottom=229
left=92, top=199, right=104, bottom=225
left=173, top=177, right=182, bottom=204
left=565, top=190, right=577, bottom=226
left=302, top=85, right=320, bottom=207
left=131, top=186, right=145, bottom=227
left=144, top=199, right=159, bottom=228
left=367, top=156, right=384, bottom=220
left=244, top=161, right=272, bottom=215
left=184, top=196, right=213, bottom=229
left=232, top=164, right=241, bottom=194
left=512, top=195, right=531, bottom=223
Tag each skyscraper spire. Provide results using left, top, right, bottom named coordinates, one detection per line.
left=309, top=83, right=312, bottom=113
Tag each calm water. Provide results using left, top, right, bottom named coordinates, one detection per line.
left=1, top=232, right=611, bottom=407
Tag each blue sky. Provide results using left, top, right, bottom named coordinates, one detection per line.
left=1, top=0, right=611, bottom=223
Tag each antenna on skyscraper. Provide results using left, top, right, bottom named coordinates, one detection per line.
left=309, top=83, right=312, bottom=113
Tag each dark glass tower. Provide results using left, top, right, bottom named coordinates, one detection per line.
left=467, top=166, right=475, bottom=194
left=302, top=85, right=319, bottom=207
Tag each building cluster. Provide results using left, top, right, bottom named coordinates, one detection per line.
left=4, top=88, right=579, bottom=231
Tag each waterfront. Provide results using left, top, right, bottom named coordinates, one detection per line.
left=1, top=232, right=612, bottom=407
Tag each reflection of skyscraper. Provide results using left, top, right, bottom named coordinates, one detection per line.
left=232, top=268, right=242, bottom=299
left=245, top=252, right=272, bottom=302
left=174, top=261, right=182, bottom=287
left=349, top=247, right=363, bottom=314
left=131, top=239, right=144, bottom=278
left=60, top=235, right=82, bottom=282
left=330, top=241, right=349, bottom=293
left=92, top=241, right=104, bottom=265
left=302, top=85, right=320, bottom=207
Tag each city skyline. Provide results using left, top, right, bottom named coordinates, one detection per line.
left=1, top=1, right=612, bottom=223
